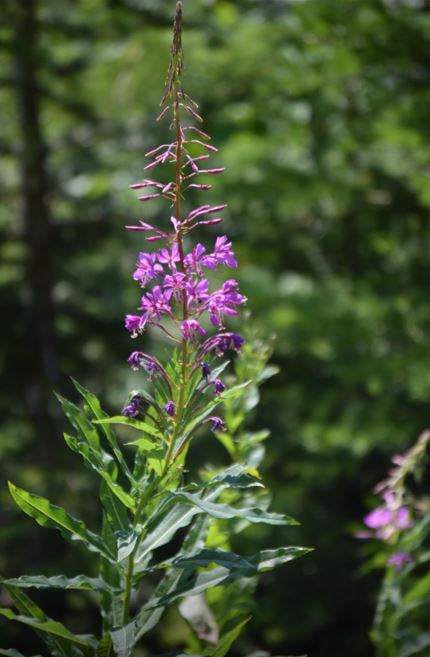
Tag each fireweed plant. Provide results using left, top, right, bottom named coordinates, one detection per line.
left=358, top=430, right=430, bottom=657
left=0, top=4, right=309, bottom=657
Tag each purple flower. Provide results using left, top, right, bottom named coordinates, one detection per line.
left=362, top=499, right=413, bottom=542
left=164, top=401, right=176, bottom=417
left=213, top=379, right=225, bottom=395
left=207, top=416, right=226, bottom=432
left=387, top=551, right=412, bottom=572
left=201, top=235, right=237, bottom=270
left=138, top=286, right=172, bottom=322
left=158, top=245, right=180, bottom=271
left=186, top=277, right=210, bottom=307
left=198, top=332, right=245, bottom=358
left=125, top=314, right=146, bottom=337
left=127, top=351, right=144, bottom=371
left=163, top=272, right=186, bottom=299
left=181, top=319, right=206, bottom=341
left=133, top=252, right=163, bottom=287
left=364, top=506, right=392, bottom=530
left=207, top=279, right=247, bottom=327
left=201, top=361, right=211, bottom=378
left=184, top=243, right=207, bottom=274
left=122, top=394, right=141, bottom=417
left=231, top=333, right=244, bottom=351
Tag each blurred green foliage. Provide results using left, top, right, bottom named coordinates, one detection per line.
left=1, top=0, right=430, bottom=655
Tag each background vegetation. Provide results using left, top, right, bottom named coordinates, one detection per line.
left=1, top=0, right=430, bottom=655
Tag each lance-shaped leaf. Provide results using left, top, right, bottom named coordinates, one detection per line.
left=173, top=548, right=255, bottom=574
left=63, top=433, right=135, bottom=511
left=140, top=567, right=237, bottom=611
left=3, top=575, right=109, bottom=593
left=218, top=381, right=251, bottom=400
left=0, top=609, right=95, bottom=648
left=99, top=479, right=130, bottom=537
left=249, top=546, right=312, bottom=571
left=169, top=490, right=297, bottom=526
left=0, top=651, right=44, bottom=657
left=110, top=623, right=135, bottom=657
left=172, top=546, right=311, bottom=576
left=72, top=379, right=133, bottom=481
left=117, top=530, right=138, bottom=562
left=8, top=482, right=115, bottom=561
left=96, top=634, right=113, bottom=657
left=3, top=585, right=80, bottom=657
left=94, top=416, right=164, bottom=441
left=134, top=488, right=221, bottom=569
left=55, top=393, right=99, bottom=450
left=126, top=516, right=213, bottom=646
left=208, top=616, right=251, bottom=657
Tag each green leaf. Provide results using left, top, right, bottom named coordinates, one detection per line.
left=55, top=393, right=99, bottom=450
left=94, top=416, right=164, bottom=440
left=403, top=569, right=430, bottom=605
left=172, top=546, right=311, bottom=575
left=173, top=548, right=255, bottom=574
left=135, top=489, right=221, bottom=569
left=110, top=623, right=135, bottom=657
left=219, top=381, right=251, bottom=400
left=133, top=515, right=213, bottom=642
left=63, top=433, right=135, bottom=511
left=209, top=616, right=251, bottom=657
left=3, top=575, right=108, bottom=592
left=208, top=469, right=264, bottom=490
left=141, top=567, right=237, bottom=611
left=2, top=585, right=79, bottom=657
left=96, top=635, right=112, bottom=657
left=125, top=437, right=157, bottom=451
left=170, top=491, right=297, bottom=526
left=72, top=379, right=132, bottom=480
left=8, top=482, right=115, bottom=561
left=0, top=651, right=44, bottom=657
left=0, top=609, right=96, bottom=648
left=117, top=530, right=138, bottom=562
left=99, top=479, right=130, bottom=535
left=398, top=633, right=430, bottom=657
left=250, top=546, right=313, bottom=571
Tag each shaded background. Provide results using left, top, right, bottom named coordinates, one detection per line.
left=1, top=0, right=430, bottom=655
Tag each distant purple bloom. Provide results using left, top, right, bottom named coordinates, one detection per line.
left=388, top=551, right=412, bottom=572
left=164, top=401, right=176, bottom=417
left=364, top=506, right=392, bottom=530
left=201, top=361, right=211, bottom=378
left=362, top=500, right=413, bottom=542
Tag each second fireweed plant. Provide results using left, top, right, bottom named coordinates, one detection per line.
left=0, top=3, right=309, bottom=656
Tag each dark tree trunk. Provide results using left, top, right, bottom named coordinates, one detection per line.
left=13, top=0, right=58, bottom=439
